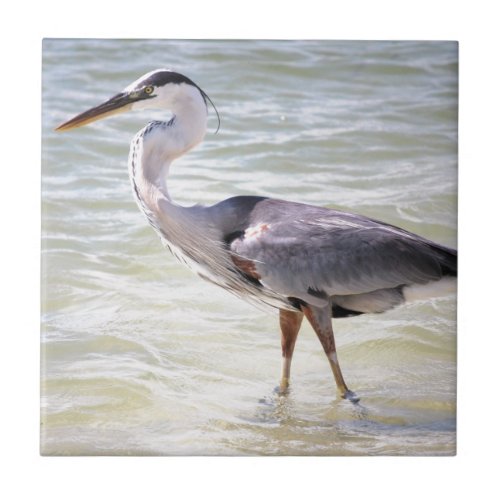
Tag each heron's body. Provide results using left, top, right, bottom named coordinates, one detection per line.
left=57, top=69, right=457, bottom=401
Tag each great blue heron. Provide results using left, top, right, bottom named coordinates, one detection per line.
left=56, top=69, right=457, bottom=402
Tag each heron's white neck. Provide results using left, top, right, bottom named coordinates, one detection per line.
left=127, top=85, right=214, bottom=255
left=130, top=87, right=208, bottom=202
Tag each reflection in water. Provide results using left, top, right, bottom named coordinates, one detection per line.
left=257, top=389, right=297, bottom=425
left=223, top=387, right=455, bottom=456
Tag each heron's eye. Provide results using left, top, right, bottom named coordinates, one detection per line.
left=144, top=86, right=154, bottom=94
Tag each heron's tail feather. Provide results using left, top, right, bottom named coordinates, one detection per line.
left=430, top=243, right=457, bottom=277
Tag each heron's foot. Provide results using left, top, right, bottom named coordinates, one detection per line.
left=341, top=389, right=360, bottom=403
left=277, top=377, right=290, bottom=395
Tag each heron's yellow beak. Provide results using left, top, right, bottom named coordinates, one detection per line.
left=55, top=92, right=134, bottom=132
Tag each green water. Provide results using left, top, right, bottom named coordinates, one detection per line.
left=41, top=39, right=457, bottom=455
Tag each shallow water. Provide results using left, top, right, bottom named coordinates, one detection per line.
left=41, top=39, right=457, bottom=455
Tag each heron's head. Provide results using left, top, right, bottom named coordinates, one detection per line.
left=56, top=69, right=219, bottom=132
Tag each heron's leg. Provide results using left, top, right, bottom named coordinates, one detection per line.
left=279, top=309, right=304, bottom=392
left=301, top=303, right=359, bottom=402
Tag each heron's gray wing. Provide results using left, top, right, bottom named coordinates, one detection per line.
left=217, top=198, right=454, bottom=307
